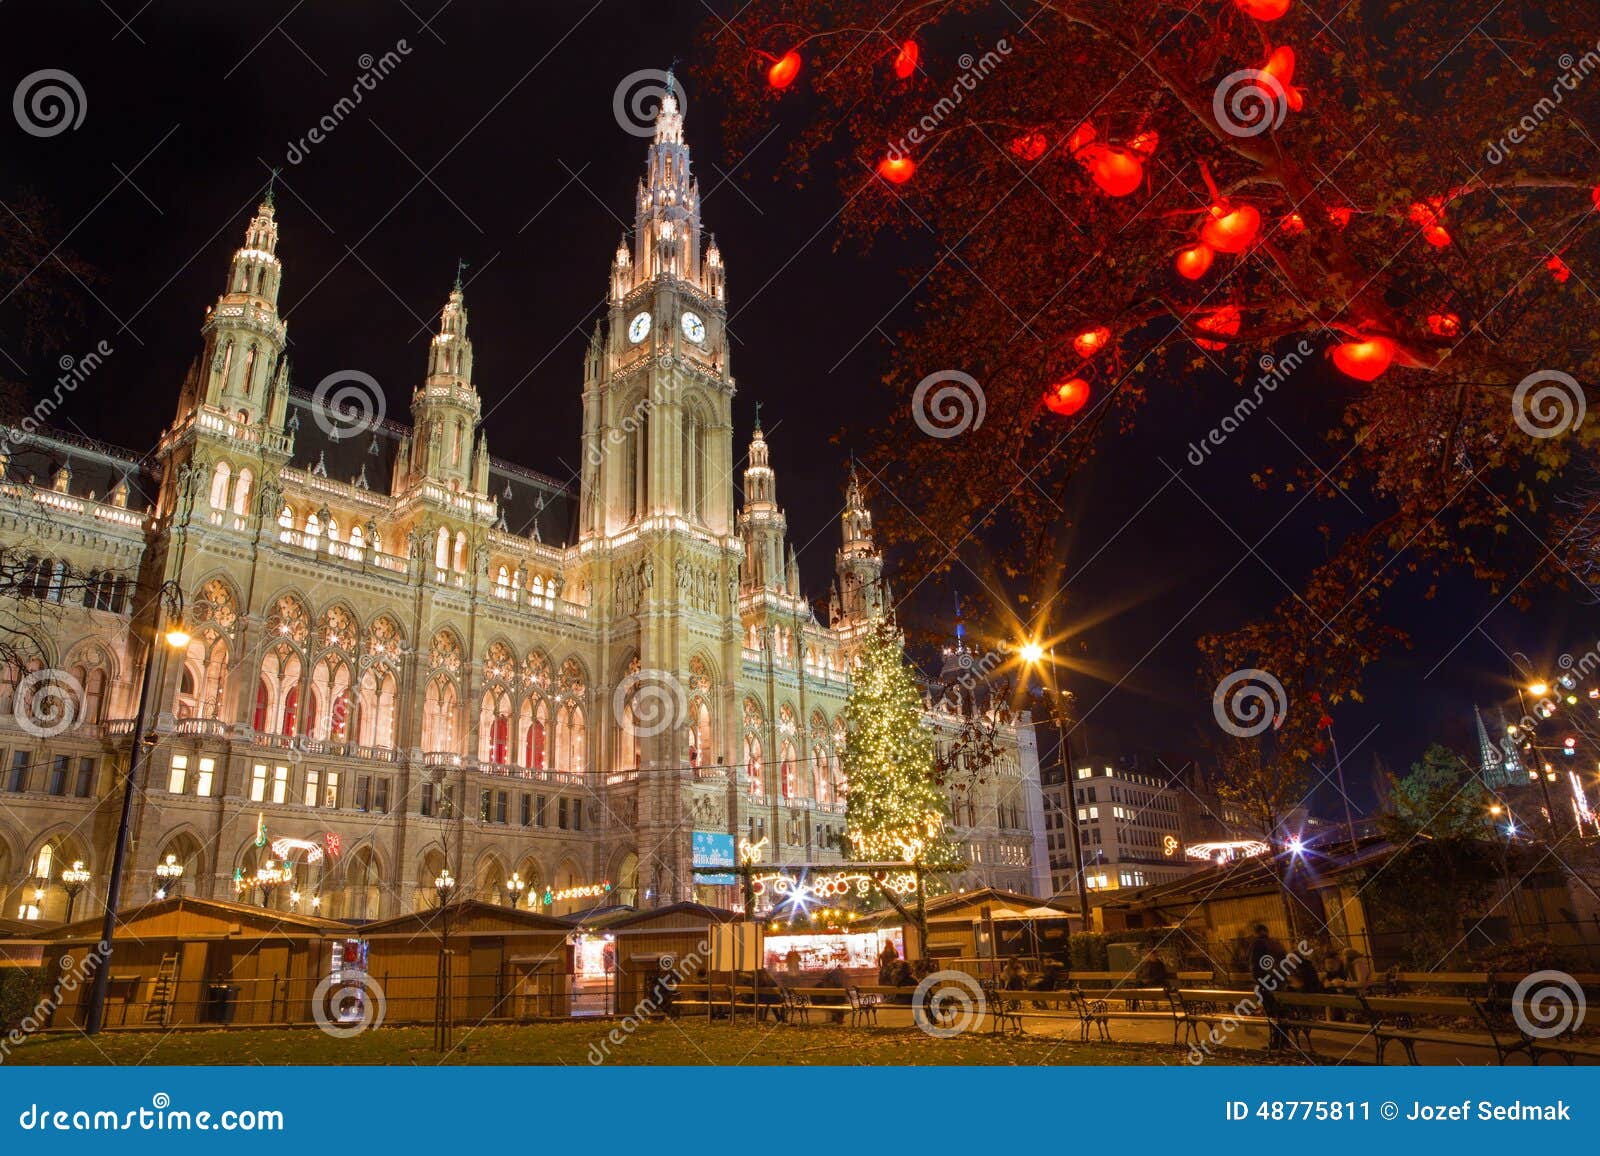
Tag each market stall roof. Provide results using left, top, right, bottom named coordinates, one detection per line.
left=606, top=902, right=741, bottom=930
left=564, top=903, right=639, bottom=930
left=858, top=887, right=1076, bottom=928
left=29, top=895, right=347, bottom=944
left=357, top=899, right=574, bottom=941
left=0, top=916, right=48, bottom=939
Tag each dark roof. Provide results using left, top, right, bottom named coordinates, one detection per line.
left=285, top=389, right=577, bottom=545
left=356, top=897, right=574, bottom=935
left=38, top=894, right=347, bottom=940
left=0, top=426, right=158, bottom=512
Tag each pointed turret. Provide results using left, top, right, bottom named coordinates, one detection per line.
left=834, top=459, right=885, bottom=624
left=404, top=278, right=483, bottom=491
left=737, top=407, right=788, bottom=592
left=194, top=196, right=289, bottom=426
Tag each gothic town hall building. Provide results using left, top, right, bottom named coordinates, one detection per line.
left=0, top=91, right=1046, bottom=923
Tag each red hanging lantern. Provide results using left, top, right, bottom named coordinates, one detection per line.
left=1591, top=184, right=1600, bottom=211
left=892, top=40, right=919, bottom=79
left=1408, top=200, right=1452, bottom=247
left=1044, top=377, right=1091, bottom=416
left=1201, top=203, right=1262, bottom=253
left=1193, top=305, right=1241, bottom=350
left=1073, top=326, right=1111, bottom=358
left=1280, top=212, right=1305, bottom=236
left=1262, top=46, right=1304, bottom=111
left=1547, top=254, right=1572, bottom=283
left=767, top=50, right=802, bottom=89
left=1008, top=132, right=1049, bottom=162
left=1176, top=244, right=1215, bottom=280
left=877, top=155, right=915, bottom=184
left=1066, top=122, right=1097, bottom=156
left=1327, top=206, right=1352, bottom=229
left=1426, top=312, right=1460, bottom=337
left=1331, top=337, right=1395, bottom=381
left=1235, top=0, right=1291, bottom=18
left=1086, top=146, right=1143, bottom=196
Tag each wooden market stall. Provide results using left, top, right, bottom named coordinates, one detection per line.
left=606, top=902, right=739, bottom=1013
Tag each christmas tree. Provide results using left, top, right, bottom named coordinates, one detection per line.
left=843, top=620, right=952, bottom=865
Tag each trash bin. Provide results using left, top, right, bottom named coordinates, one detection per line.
left=205, top=983, right=240, bottom=1024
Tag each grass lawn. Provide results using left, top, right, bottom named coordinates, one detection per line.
left=8, top=1020, right=1263, bottom=1066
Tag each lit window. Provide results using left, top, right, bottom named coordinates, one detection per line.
left=167, top=754, right=188, bottom=794
left=303, top=769, right=320, bottom=808
left=250, top=764, right=267, bottom=802
left=271, top=765, right=288, bottom=804
left=196, top=758, right=215, bottom=797
left=324, top=771, right=339, bottom=808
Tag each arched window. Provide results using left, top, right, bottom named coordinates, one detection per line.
left=434, top=527, right=450, bottom=571
left=208, top=462, right=232, bottom=510
left=452, top=531, right=467, bottom=573
left=232, top=468, right=254, bottom=517
left=745, top=734, right=764, bottom=798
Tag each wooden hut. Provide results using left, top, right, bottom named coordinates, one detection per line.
left=862, top=887, right=1078, bottom=963
left=357, top=900, right=574, bottom=1023
left=606, top=902, right=738, bottom=1013
left=31, top=896, right=346, bottom=1028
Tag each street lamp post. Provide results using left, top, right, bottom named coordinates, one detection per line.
left=1020, top=642, right=1094, bottom=935
left=60, top=861, right=91, bottom=923
left=85, top=579, right=188, bottom=1036
left=433, top=867, right=456, bottom=1051
left=154, top=853, right=184, bottom=899
left=504, top=872, right=525, bottom=908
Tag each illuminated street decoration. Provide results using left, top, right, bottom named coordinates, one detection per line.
left=540, top=880, right=612, bottom=907
left=752, top=869, right=920, bottom=904
left=270, top=836, right=326, bottom=864
left=1185, top=839, right=1270, bottom=863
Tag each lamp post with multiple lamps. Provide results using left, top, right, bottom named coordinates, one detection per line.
left=85, top=579, right=190, bottom=1036
left=1018, top=641, right=1094, bottom=933
left=154, top=854, right=184, bottom=899
left=433, top=867, right=457, bottom=1051
left=60, top=861, right=91, bottom=923
left=504, top=872, right=526, bottom=908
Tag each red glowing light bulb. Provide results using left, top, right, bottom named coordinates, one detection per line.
left=1087, top=147, right=1143, bottom=196
left=892, top=40, right=919, bottom=79
left=1044, top=378, right=1091, bottom=416
left=1176, top=244, right=1215, bottom=280
left=1280, top=212, right=1305, bottom=236
left=1426, top=312, right=1460, bottom=337
left=1331, top=337, right=1396, bottom=381
left=1201, top=203, right=1262, bottom=253
left=1235, top=0, right=1291, bottom=18
left=767, top=51, right=802, bottom=90
left=877, top=155, right=915, bottom=184
left=1073, top=326, right=1111, bottom=358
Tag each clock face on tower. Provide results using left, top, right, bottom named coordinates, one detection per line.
left=680, top=311, right=706, bottom=345
left=627, top=311, right=652, bottom=344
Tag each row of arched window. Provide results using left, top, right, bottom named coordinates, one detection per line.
left=1, top=556, right=131, bottom=615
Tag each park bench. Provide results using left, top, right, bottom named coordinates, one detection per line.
left=1268, top=992, right=1380, bottom=1062
left=1468, top=995, right=1600, bottom=1066
left=1363, top=994, right=1519, bottom=1065
left=846, top=986, right=881, bottom=1027
left=980, top=980, right=1025, bottom=1035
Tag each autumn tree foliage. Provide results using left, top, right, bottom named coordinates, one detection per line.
left=703, top=1, right=1600, bottom=726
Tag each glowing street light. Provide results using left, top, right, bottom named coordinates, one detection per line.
left=1529, top=681, right=1549, bottom=697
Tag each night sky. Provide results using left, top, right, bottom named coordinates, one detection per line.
left=0, top=2, right=1577, bottom=817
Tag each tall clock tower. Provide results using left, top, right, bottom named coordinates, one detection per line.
left=579, top=77, right=742, bottom=902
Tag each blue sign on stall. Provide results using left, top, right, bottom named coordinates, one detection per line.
left=692, top=831, right=736, bottom=885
